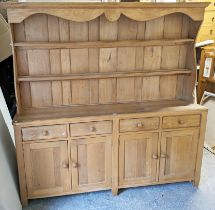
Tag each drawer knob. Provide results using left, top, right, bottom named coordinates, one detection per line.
left=42, top=130, right=49, bottom=136
left=72, top=162, right=78, bottom=168
left=178, top=120, right=185, bottom=125
left=137, top=122, right=144, bottom=128
left=210, top=29, right=213, bottom=35
left=62, top=163, right=69, bottom=169
left=161, top=154, right=167, bottom=158
left=212, top=17, right=215, bottom=22
left=152, top=154, right=158, bottom=159
left=89, top=126, right=97, bottom=132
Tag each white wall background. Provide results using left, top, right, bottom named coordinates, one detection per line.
left=0, top=88, right=21, bottom=210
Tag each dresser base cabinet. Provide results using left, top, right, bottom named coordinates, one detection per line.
left=13, top=105, right=207, bottom=206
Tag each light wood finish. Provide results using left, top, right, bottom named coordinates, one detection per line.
left=159, top=129, right=199, bottom=182
left=120, top=117, right=159, bottom=132
left=162, top=115, right=201, bottom=129
left=23, top=141, right=70, bottom=197
left=195, top=0, right=215, bottom=44
left=22, top=125, right=67, bottom=141
left=71, top=136, right=112, bottom=191
left=119, top=132, right=159, bottom=186
left=70, top=121, right=112, bottom=137
left=4, top=2, right=208, bottom=23
left=6, top=2, right=208, bottom=207
left=7, top=5, right=206, bottom=110
left=14, top=39, right=194, bottom=49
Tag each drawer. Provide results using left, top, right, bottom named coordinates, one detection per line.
left=204, top=12, right=215, bottom=26
left=198, top=26, right=215, bottom=42
left=70, top=121, right=112, bottom=137
left=162, top=115, right=201, bottom=129
left=120, top=117, right=159, bottom=133
left=22, top=125, right=67, bottom=141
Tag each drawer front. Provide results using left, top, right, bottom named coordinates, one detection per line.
left=198, top=26, right=215, bottom=42
left=203, top=11, right=215, bottom=26
left=120, top=117, right=159, bottom=133
left=204, top=12, right=215, bottom=26
left=22, top=125, right=67, bottom=141
left=162, top=115, right=201, bottom=129
left=70, top=121, right=112, bottom=137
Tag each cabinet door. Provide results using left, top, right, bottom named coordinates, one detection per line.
left=70, top=136, right=112, bottom=192
left=159, top=129, right=199, bottom=182
left=23, top=141, right=70, bottom=197
left=119, top=133, right=159, bottom=187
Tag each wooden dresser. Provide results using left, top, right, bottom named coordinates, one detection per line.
left=5, top=2, right=208, bottom=207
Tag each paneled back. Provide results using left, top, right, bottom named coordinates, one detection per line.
left=13, top=13, right=199, bottom=109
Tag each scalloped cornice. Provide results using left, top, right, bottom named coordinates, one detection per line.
left=5, top=2, right=209, bottom=23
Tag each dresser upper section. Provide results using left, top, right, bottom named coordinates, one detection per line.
left=4, top=2, right=209, bottom=114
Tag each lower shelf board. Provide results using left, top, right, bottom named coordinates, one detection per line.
left=14, top=99, right=206, bottom=125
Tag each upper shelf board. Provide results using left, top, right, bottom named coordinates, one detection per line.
left=2, top=2, right=209, bottom=23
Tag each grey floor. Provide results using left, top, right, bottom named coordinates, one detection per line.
left=23, top=149, right=215, bottom=210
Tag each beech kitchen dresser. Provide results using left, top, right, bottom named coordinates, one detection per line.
left=5, top=1, right=209, bottom=206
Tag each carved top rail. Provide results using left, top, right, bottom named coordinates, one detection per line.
left=3, top=2, right=209, bottom=23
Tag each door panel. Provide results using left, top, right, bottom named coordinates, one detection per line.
left=23, top=141, right=70, bottom=197
left=159, top=129, right=199, bottom=182
left=70, top=136, right=112, bottom=191
left=119, top=132, right=159, bottom=187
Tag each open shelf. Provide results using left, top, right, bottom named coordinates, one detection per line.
left=17, top=69, right=192, bottom=82
left=14, top=99, right=201, bottom=124
left=14, top=39, right=194, bottom=49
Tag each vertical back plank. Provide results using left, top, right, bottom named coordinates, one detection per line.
left=48, top=15, right=63, bottom=106
left=160, top=75, right=177, bottom=99
left=117, top=78, right=135, bottom=102
left=142, top=76, right=160, bottom=100
left=25, top=14, right=52, bottom=107
left=89, top=18, right=99, bottom=104
left=99, top=15, right=118, bottom=104
left=59, top=18, right=72, bottom=105
left=99, top=79, right=116, bottom=104
left=144, top=17, right=164, bottom=71
left=72, top=80, right=90, bottom=105
left=161, top=13, right=182, bottom=69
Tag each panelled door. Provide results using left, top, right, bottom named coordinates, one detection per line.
left=23, top=141, right=70, bottom=197
left=159, top=129, right=199, bottom=182
left=119, top=132, right=159, bottom=187
left=70, top=136, right=112, bottom=192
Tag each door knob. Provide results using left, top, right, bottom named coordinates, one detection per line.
left=152, top=154, right=158, bottom=159
left=42, top=130, right=49, bottom=136
left=89, top=126, right=97, bottom=132
left=137, top=122, right=144, bottom=128
left=62, top=163, right=69, bottom=168
left=178, top=120, right=185, bottom=125
left=72, top=162, right=78, bottom=168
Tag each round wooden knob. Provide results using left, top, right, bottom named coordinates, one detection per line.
left=152, top=154, right=158, bottom=159
left=72, top=162, right=78, bottom=168
left=212, top=17, right=215, bottom=22
left=178, top=120, right=185, bottom=125
left=89, top=126, right=96, bottom=132
left=161, top=154, right=167, bottom=158
left=42, top=130, right=49, bottom=136
left=137, top=122, right=143, bottom=128
left=210, top=29, right=213, bottom=35
left=62, top=163, right=69, bottom=168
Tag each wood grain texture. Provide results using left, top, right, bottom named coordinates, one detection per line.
left=6, top=3, right=209, bottom=23
left=9, top=4, right=208, bottom=205
left=12, top=12, right=201, bottom=108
